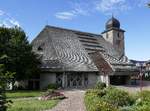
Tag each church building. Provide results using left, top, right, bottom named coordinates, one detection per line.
left=32, top=17, right=138, bottom=89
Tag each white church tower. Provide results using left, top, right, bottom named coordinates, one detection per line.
left=102, top=16, right=125, bottom=58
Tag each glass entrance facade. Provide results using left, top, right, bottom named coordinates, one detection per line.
left=56, top=72, right=88, bottom=88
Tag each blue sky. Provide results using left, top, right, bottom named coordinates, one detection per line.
left=0, top=0, right=150, bottom=61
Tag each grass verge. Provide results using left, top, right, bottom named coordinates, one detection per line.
left=8, top=98, right=59, bottom=111
left=6, top=90, right=44, bottom=98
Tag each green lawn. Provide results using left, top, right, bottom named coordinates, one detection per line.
left=8, top=98, right=59, bottom=111
left=6, top=90, right=44, bottom=98
left=6, top=90, right=60, bottom=111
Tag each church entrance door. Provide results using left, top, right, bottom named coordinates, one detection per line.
left=67, top=73, right=88, bottom=88
left=67, top=73, right=82, bottom=88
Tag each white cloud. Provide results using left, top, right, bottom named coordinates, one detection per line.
left=55, top=8, right=88, bottom=20
left=55, top=8, right=89, bottom=20
left=9, top=19, right=20, bottom=27
left=55, top=0, right=150, bottom=19
left=0, top=10, right=20, bottom=27
left=0, top=10, right=5, bottom=16
left=95, top=0, right=130, bottom=15
left=55, top=2, right=90, bottom=20
left=55, top=11, right=76, bottom=20
left=95, top=0, right=150, bottom=15
left=136, top=0, right=150, bottom=7
left=72, top=2, right=90, bottom=16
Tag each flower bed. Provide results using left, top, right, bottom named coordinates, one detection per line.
left=39, top=89, right=65, bottom=100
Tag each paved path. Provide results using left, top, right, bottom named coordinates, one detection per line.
left=46, top=89, right=86, bottom=111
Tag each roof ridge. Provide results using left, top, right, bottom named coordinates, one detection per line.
left=46, top=25, right=102, bottom=37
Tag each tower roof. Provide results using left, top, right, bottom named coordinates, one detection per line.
left=106, top=16, right=120, bottom=30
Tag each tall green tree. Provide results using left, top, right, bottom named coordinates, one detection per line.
left=0, top=27, right=40, bottom=81
left=0, top=55, right=14, bottom=111
left=0, top=25, right=40, bottom=111
left=0, top=28, right=13, bottom=110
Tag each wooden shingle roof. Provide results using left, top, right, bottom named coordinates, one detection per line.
left=32, top=25, right=138, bottom=73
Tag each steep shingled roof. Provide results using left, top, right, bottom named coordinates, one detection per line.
left=32, top=26, right=98, bottom=72
left=32, top=25, right=138, bottom=73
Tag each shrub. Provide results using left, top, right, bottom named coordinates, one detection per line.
left=84, top=91, right=101, bottom=111
left=86, top=89, right=106, bottom=97
left=137, top=90, right=150, bottom=102
left=0, top=87, right=7, bottom=111
left=135, top=105, right=150, bottom=111
left=0, top=87, right=12, bottom=111
left=119, top=106, right=135, bottom=111
left=96, top=100, right=119, bottom=111
left=84, top=92, right=118, bottom=111
left=84, top=87, right=150, bottom=111
left=103, top=87, right=133, bottom=107
left=133, top=90, right=150, bottom=110
left=43, top=89, right=55, bottom=96
left=95, top=82, right=106, bottom=90
left=105, top=85, right=115, bottom=91
left=47, top=84, right=59, bottom=90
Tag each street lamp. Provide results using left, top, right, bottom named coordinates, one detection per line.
left=136, top=62, right=146, bottom=91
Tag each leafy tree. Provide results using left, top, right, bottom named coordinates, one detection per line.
left=0, top=26, right=41, bottom=110
left=0, top=26, right=40, bottom=110
left=0, top=26, right=40, bottom=81
left=0, top=55, right=14, bottom=111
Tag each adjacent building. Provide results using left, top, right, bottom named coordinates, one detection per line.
left=146, top=60, right=150, bottom=74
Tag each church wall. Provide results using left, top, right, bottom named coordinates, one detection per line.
left=99, top=75, right=110, bottom=86
left=113, top=30, right=125, bottom=56
left=102, top=29, right=125, bottom=57
left=88, top=73, right=98, bottom=87
left=102, top=30, right=114, bottom=44
left=40, top=73, right=56, bottom=89
left=39, top=72, right=99, bottom=89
